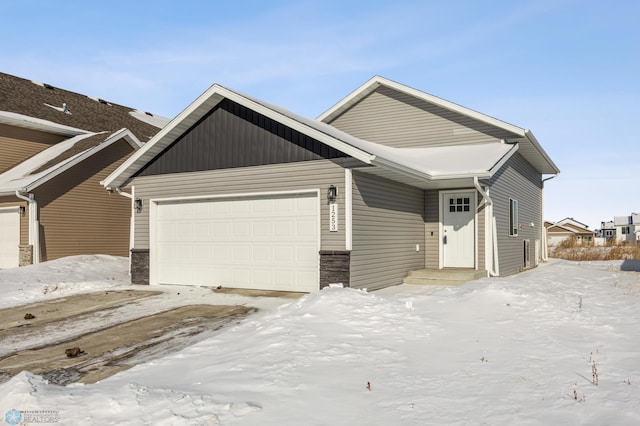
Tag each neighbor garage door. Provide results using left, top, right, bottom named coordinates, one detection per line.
left=0, top=207, right=20, bottom=269
left=154, top=192, right=319, bottom=292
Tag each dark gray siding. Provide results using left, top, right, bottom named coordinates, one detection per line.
left=137, top=99, right=346, bottom=176
left=328, top=86, right=520, bottom=148
left=351, top=171, right=425, bottom=290
left=483, top=152, right=542, bottom=276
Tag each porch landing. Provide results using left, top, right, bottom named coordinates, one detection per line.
left=403, top=269, right=488, bottom=286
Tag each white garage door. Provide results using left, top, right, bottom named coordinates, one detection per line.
left=0, top=207, right=20, bottom=269
left=154, top=192, right=319, bottom=292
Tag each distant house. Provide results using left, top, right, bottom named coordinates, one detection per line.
left=102, top=76, right=560, bottom=292
left=597, top=220, right=616, bottom=241
left=0, top=72, right=168, bottom=269
left=545, top=218, right=595, bottom=246
left=613, top=214, right=640, bottom=242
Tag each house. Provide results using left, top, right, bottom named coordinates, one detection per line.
left=613, top=213, right=640, bottom=242
left=545, top=218, right=595, bottom=246
left=0, top=72, right=168, bottom=269
left=597, top=220, right=616, bottom=241
left=102, top=76, right=560, bottom=292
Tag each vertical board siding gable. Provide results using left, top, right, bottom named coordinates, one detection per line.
left=329, top=86, right=520, bottom=148
left=137, top=98, right=347, bottom=177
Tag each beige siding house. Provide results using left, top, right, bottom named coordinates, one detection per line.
left=0, top=72, right=167, bottom=268
left=103, top=76, right=560, bottom=292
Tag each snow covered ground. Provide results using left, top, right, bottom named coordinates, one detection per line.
left=1, top=256, right=639, bottom=425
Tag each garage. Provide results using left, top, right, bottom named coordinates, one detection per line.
left=0, top=207, right=20, bottom=269
left=152, top=192, right=319, bottom=292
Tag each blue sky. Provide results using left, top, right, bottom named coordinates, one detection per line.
left=2, top=0, right=638, bottom=229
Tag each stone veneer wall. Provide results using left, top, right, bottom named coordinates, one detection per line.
left=319, top=250, right=351, bottom=289
left=19, top=245, right=33, bottom=266
left=130, top=248, right=150, bottom=285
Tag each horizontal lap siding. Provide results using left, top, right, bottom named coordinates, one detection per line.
left=424, top=190, right=439, bottom=268
left=484, top=153, right=542, bottom=275
left=0, top=123, right=64, bottom=172
left=133, top=160, right=347, bottom=251
left=351, top=171, right=425, bottom=290
left=328, top=86, right=517, bottom=148
left=34, top=139, right=134, bottom=260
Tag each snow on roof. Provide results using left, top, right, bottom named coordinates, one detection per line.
left=0, top=129, right=141, bottom=195
left=129, top=110, right=171, bottom=129
left=0, top=110, right=88, bottom=136
left=103, top=84, right=520, bottom=189
left=0, top=133, right=102, bottom=195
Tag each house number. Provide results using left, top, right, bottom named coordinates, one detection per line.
left=329, top=203, right=339, bottom=232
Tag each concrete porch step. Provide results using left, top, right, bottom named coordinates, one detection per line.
left=403, top=268, right=488, bottom=286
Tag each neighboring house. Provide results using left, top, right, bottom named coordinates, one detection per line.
left=0, top=72, right=168, bottom=269
left=545, top=218, right=595, bottom=246
left=613, top=213, right=640, bottom=242
left=102, top=76, right=560, bottom=292
left=597, top=220, right=616, bottom=241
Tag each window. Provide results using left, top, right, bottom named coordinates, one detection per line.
left=622, top=226, right=629, bottom=234
left=449, top=197, right=470, bottom=213
left=509, top=198, right=519, bottom=236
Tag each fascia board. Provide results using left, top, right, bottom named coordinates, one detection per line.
left=102, top=86, right=227, bottom=189
left=317, top=76, right=382, bottom=122
left=0, top=111, right=88, bottom=136
left=524, top=130, right=561, bottom=174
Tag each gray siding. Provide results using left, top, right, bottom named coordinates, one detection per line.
left=424, top=190, right=439, bottom=268
left=132, top=159, right=348, bottom=251
left=137, top=98, right=346, bottom=177
left=351, top=171, right=425, bottom=290
left=483, top=152, right=542, bottom=276
left=328, top=86, right=519, bottom=148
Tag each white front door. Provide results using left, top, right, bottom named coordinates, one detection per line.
left=442, top=191, right=475, bottom=268
left=0, top=207, right=20, bottom=269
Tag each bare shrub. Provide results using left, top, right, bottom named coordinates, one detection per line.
left=550, top=241, right=640, bottom=261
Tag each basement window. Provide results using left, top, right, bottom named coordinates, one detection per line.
left=509, top=198, right=519, bottom=236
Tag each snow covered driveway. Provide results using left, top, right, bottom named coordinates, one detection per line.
left=1, top=256, right=639, bottom=425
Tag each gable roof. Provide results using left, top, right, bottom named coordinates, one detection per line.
left=0, top=72, right=169, bottom=140
left=102, top=84, right=519, bottom=190
left=0, top=128, right=142, bottom=196
left=318, top=76, right=560, bottom=175
left=546, top=218, right=594, bottom=235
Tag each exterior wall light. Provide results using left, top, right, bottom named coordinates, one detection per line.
left=134, top=198, right=143, bottom=213
left=18, top=206, right=26, bottom=216
left=327, top=185, right=337, bottom=203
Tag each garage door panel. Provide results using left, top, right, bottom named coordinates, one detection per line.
left=155, top=193, right=319, bottom=291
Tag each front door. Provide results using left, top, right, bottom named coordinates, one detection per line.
left=442, top=191, right=475, bottom=268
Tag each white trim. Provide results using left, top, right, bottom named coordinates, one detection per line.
left=345, top=169, right=353, bottom=251
left=0, top=206, right=20, bottom=213
left=148, top=189, right=322, bottom=287
left=439, top=189, right=477, bottom=269
left=319, top=76, right=527, bottom=136
left=318, top=76, right=560, bottom=175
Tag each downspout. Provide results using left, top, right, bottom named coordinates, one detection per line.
left=474, top=177, right=499, bottom=277
left=15, top=190, right=40, bottom=264
left=541, top=174, right=558, bottom=262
